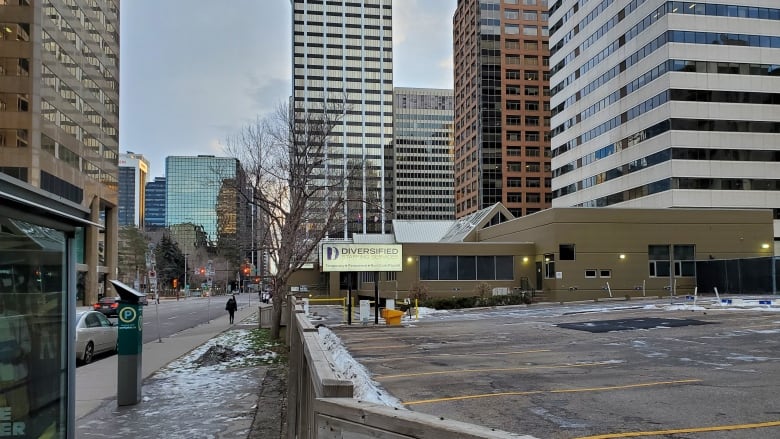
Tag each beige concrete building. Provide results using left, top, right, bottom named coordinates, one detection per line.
left=292, top=204, right=775, bottom=302
left=0, top=1, right=120, bottom=304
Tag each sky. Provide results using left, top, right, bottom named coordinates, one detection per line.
left=120, top=0, right=458, bottom=179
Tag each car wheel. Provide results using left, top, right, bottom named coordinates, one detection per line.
left=83, top=342, right=95, bottom=364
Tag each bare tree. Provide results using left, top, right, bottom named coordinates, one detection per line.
left=223, top=101, right=357, bottom=339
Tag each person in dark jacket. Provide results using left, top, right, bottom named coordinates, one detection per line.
left=225, top=295, right=238, bottom=324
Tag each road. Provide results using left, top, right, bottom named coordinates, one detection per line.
left=331, top=299, right=780, bottom=438
left=84, top=292, right=255, bottom=363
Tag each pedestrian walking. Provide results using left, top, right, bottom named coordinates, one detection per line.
left=225, top=294, right=238, bottom=324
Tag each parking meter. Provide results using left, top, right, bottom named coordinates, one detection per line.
left=110, top=280, right=144, bottom=406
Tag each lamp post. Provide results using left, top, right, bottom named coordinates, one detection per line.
left=183, top=253, right=188, bottom=299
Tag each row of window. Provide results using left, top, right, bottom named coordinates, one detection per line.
left=552, top=1, right=780, bottom=95
left=554, top=86, right=780, bottom=150
left=573, top=173, right=780, bottom=208
left=419, top=256, right=514, bottom=281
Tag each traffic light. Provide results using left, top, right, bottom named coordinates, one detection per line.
left=199, top=267, right=206, bottom=275
left=242, top=265, right=250, bottom=276
left=172, top=278, right=178, bottom=288
left=254, top=277, right=260, bottom=284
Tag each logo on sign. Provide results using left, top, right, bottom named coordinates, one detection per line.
left=119, top=307, right=137, bottom=324
left=326, top=246, right=339, bottom=260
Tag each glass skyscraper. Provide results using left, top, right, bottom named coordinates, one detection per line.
left=118, top=152, right=149, bottom=227
left=144, top=177, right=166, bottom=228
left=165, top=156, right=249, bottom=258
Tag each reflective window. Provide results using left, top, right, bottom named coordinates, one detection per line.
left=0, top=217, right=68, bottom=438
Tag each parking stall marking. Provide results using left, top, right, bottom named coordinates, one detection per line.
left=357, top=349, right=551, bottom=362
left=375, top=360, right=620, bottom=380
left=403, top=379, right=702, bottom=406
left=574, top=419, right=780, bottom=438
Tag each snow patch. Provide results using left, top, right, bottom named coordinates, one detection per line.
left=318, top=327, right=405, bottom=409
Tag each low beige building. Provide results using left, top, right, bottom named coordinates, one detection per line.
left=290, top=204, right=775, bottom=303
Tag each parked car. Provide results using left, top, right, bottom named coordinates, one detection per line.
left=75, top=311, right=117, bottom=365
left=93, top=296, right=120, bottom=316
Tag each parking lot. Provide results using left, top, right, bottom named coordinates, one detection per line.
left=331, top=300, right=780, bottom=438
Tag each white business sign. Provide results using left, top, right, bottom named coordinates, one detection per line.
left=321, top=244, right=402, bottom=272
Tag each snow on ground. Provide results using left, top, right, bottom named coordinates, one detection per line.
left=155, top=329, right=278, bottom=380
left=317, top=327, right=406, bottom=409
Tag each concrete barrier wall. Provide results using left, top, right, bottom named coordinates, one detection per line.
left=286, top=298, right=536, bottom=439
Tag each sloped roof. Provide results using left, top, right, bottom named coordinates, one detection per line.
left=392, top=203, right=514, bottom=243
left=392, top=221, right=453, bottom=243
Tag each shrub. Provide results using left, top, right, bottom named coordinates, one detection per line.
left=421, top=292, right=531, bottom=310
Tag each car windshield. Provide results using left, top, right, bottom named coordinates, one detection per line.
left=75, top=311, right=85, bottom=326
left=98, top=297, right=117, bottom=304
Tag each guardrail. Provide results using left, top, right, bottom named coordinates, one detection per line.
left=285, top=295, right=535, bottom=439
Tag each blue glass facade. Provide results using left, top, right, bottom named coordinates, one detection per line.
left=165, top=157, right=248, bottom=258
left=144, top=177, right=166, bottom=228
left=118, top=167, right=135, bottom=226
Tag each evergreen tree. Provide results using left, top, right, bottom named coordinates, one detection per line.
left=155, top=233, right=185, bottom=291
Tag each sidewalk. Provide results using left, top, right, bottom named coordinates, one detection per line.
left=75, top=300, right=285, bottom=438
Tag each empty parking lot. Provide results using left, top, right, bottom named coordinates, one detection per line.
left=330, top=300, right=780, bottom=438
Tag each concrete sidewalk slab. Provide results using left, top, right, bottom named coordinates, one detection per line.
left=75, top=303, right=261, bottom=420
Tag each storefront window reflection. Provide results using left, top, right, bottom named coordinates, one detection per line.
left=0, top=217, right=67, bottom=438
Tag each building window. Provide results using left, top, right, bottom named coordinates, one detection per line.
left=674, top=244, right=696, bottom=277
left=585, top=269, right=597, bottom=278
left=419, top=256, right=514, bottom=281
left=544, top=253, right=555, bottom=278
left=560, top=244, right=575, bottom=260
left=506, top=69, right=521, bottom=80
left=648, top=245, right=670, bottom=277
left=599, top=269, right=612, bottom=278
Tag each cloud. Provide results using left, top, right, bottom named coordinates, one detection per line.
left=393, top=0, right=457, bottom=89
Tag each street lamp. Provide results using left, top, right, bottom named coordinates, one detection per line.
left=183, top=253, right=188, bottom=298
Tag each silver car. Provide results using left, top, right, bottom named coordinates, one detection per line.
left=75, top=310, right=117, bottom=364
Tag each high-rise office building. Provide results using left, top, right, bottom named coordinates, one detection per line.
left=548, top=0, right=780, bottom=247
left=118, top=152, right=149, bottom=227
left=453, top=0, right=552, bottom=219
left=291, top=0, right=393, bottom=237
left=393, top=87, right=455, bottom=220
left=165, top=156, right=249, bottom=259
left=144, top=177, right=166, bottom=228
left=0, top=0, right=120, bottom=303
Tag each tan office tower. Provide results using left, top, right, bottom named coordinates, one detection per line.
left=453, top=0, right=551, bottom=218
left=291, top=0, right=393, bottom=238
left=0, top=1, right=120, bottom=305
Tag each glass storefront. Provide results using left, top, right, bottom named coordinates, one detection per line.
left=1, top=175, right=90, bottom=439
left=0, top=216, right=68, bottom=438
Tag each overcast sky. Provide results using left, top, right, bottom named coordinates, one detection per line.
left=119, top=0, right=458, bottom=178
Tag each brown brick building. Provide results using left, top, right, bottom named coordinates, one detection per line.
left=453, top=0, right=551, bottom=218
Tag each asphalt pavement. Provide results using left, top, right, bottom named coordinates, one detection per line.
left=75, top=296, right=285, bottom=439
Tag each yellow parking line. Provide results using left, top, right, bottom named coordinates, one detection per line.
left=347, top=344, right=409, bottom=351
left=403, top=379, right=701, bottom=406
left=358, top=349, right=551, bottom=362
left=377, top=360, right=617, bottom=380
left=575, top=419, right=780, bottom=438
